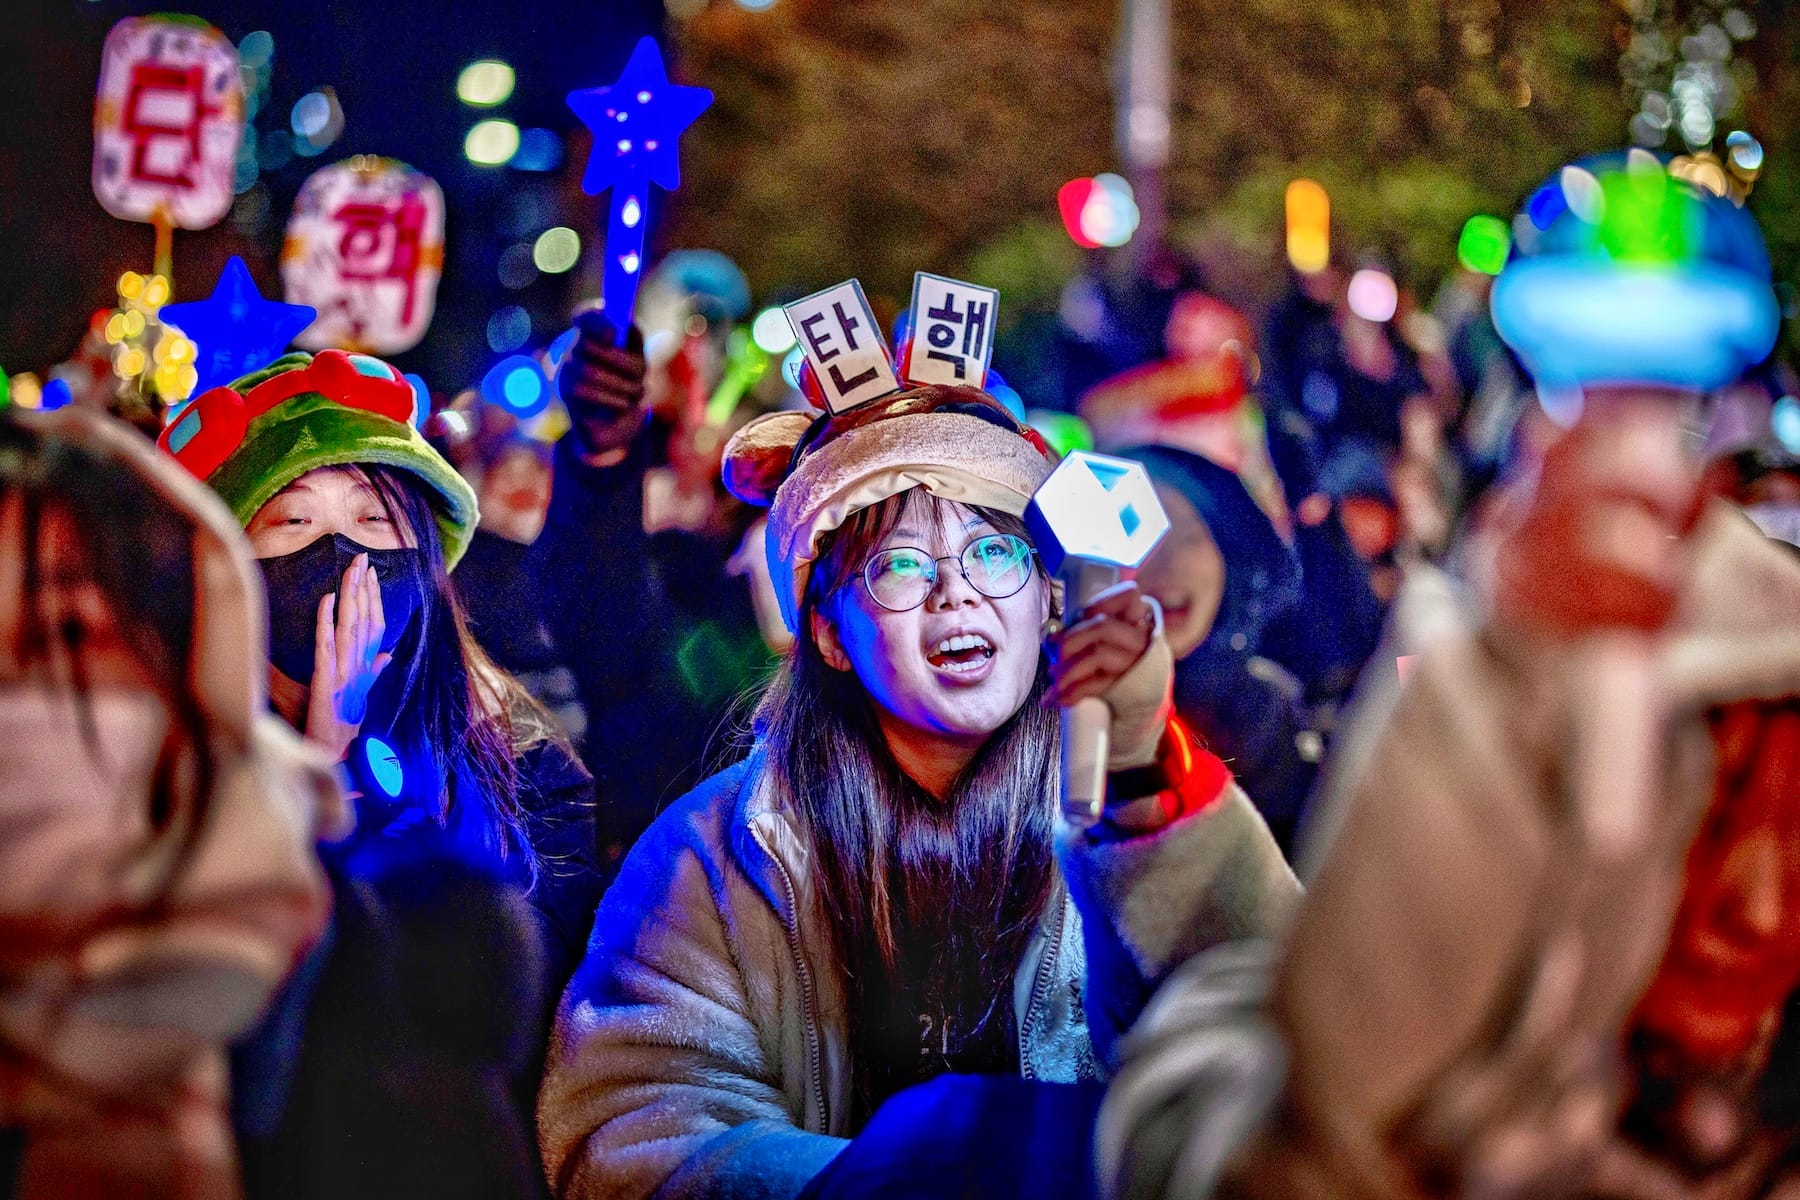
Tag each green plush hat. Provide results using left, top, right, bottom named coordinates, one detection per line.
left=177, top=350, right=479, bottom=568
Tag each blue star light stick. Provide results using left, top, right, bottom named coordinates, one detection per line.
left=160, top=256, right=317, bottom=394
left=567, top=37, right=712, bottom=347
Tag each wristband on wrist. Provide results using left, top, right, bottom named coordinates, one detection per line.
left=1094, top=717, right=1231, bottom=841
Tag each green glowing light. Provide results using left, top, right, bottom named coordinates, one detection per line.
left=1456, top=214, right=1511, bottom=275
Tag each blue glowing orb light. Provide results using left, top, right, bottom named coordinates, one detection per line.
left=482, top=354, right=552, bottom=419
left=1491, top=151, right=1779, bottom=394
left=1774, top=395, right=1800, bottom=454
left=160, top=257, right=317, bottom=393
left=566, top=38, right=713, bottom=346
left=359, top=734, right=404, bottom=800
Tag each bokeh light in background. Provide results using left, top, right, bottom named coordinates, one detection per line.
left=465, top=119, right=521, bottom=166
left=498, top=244, right=539, bottom=289
left=487, top=305, right=532, bottom=352
left=1457, top=215, right=1512, bottom=275
left=750, top=306, right=796, bottom=354
left=511, top=127, right=564, bottom=172
left=290, top=88, right=344, bottom=157
left=1285, top=179, right=1330, bottom=273
left=457, top=60, right=516, bottom=107
left=1057, top=174, right=1140, bottom=249
left=1774, top=395, right=1800, bottom=454
left=239, top=29, right=274, bottom=67
left=533, top=227, right=582, bottom=273
left=481, top=353, right=552, bottom=418
left=1346, top=268, right=1397, bottom=322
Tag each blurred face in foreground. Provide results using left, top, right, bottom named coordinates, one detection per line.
left=1633, top=700, right=1800, bottom=1072
left=0, top=495, right=147, bottom=689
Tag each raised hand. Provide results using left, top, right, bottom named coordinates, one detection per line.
left=557, top=309, right=649, bottom=463
left=303, top=552, right=392, bottom=763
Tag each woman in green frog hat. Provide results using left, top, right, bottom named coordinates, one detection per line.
left=158, top=347, right=602, bottom=988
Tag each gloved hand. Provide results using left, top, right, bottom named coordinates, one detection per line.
left=1048, top=579, right=1174, bottom=771
left=556, top=309, right=648, bottom=464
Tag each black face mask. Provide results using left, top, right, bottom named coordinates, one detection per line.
left=258, top=533, right=427, bottom=685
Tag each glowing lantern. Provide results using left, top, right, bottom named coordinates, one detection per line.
left=1285, top=179, right=1330, bottom=274
left=93, top=15, right=243, bottom=231
left=282, top=157, right=446, bottom=355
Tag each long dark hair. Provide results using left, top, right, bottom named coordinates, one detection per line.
left=755, top=489, right=1060, bottom=1122
left=0, top=413, right=216, bottom=905
left=359, top=464, right=576, bottom=884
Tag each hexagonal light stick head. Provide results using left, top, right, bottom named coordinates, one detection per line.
left=1025, top=450, right=1170, bottom=578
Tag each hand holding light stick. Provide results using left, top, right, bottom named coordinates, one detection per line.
left=1026, top=451, right=1171, bottom=827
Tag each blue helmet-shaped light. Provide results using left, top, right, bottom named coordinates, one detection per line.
left=1491, top=149, right=1781, bottom=393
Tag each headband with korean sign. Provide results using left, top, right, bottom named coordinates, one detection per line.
left=786, top=273, right=1003, bottom=414
left=899, top=272, right=999, bottom=388
left=784, top=279, right=900, bottom=414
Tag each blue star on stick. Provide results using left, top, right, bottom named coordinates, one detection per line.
left=567, top=37, right=712, bottom=346
left=160, top=257, right=316, bottom=393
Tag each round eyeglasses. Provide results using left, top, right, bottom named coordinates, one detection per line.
left=859, top=533, right=1038, bottom=613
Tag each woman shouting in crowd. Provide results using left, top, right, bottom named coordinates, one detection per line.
left=537, top=317, right=1298, bottom=1200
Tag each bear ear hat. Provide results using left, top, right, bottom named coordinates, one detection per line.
left=722, top=410, right=815, bottom=506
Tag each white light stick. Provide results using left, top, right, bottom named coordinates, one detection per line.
left=1026, top=451, right=1171, bottom=826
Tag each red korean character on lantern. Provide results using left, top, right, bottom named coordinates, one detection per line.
left=282, top=158, right=446, bottom=356
left=92, top=16, right=242, bottom=230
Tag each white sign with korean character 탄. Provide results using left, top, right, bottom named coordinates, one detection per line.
left=906, top=272, right=998, bottom=388
left=784, top=280, right=900, bottom=414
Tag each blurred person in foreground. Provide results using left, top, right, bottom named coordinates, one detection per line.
left=1097, top=151, right=1800, bottom=1200
left=0, top=405, right=334, bottom=1199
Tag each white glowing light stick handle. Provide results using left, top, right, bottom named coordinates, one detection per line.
left=1060, top=558, right=1123, bottom=827
left=1026, top=451, right=1172, bottom=829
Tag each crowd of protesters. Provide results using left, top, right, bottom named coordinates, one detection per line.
left=1, top=145, right=1797, bottom=1200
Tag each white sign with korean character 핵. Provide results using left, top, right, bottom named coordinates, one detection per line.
left=906, top=272, right=998, bottom=387
left=784, top=280, right=900, bottom=414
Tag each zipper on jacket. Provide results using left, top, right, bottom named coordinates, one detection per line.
left=752, top=822, right=829, bottom=1134
left=1017, top=892, right=1065, bottom=1079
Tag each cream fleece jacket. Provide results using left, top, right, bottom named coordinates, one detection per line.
left=538, top=744, right=1299, bottom=1200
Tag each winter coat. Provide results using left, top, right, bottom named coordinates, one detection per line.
left=233, top=732, right=602, bottom=1200
left=1097, top=505, right=1800, bottom=1200
left=538, top=744, right=1300, bottom=1200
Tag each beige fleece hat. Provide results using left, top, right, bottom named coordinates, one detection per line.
left=722, top=385, right=1056, bottom=633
